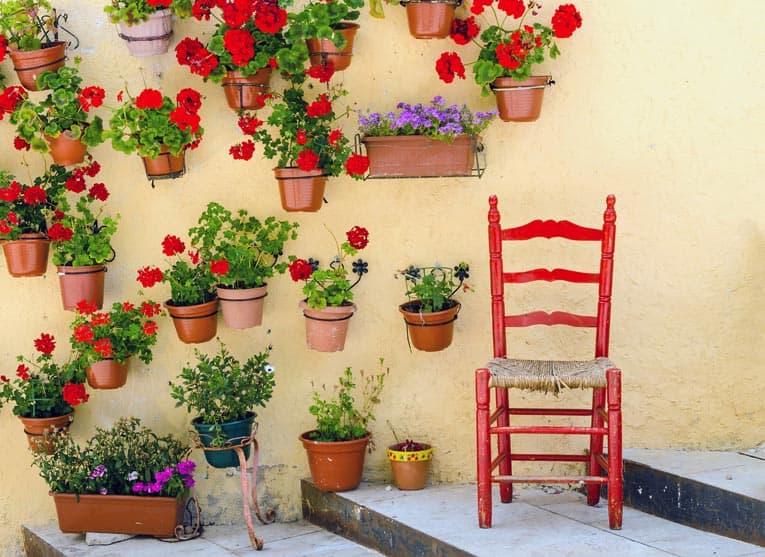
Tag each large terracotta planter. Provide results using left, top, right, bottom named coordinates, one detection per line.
left=362, top=135, right=476, bottom=178
left=491, top=75, right=552, bottom=122
left=117, top=9, right=174, bottom=57
left=217, top=285, right=268, bottom=329
left=306, top=22, right=359, bottom=71
left=18, top=412, right=74, bottom=453
left=300, top=301, right=355, bottom=352
left=9, top=42, right=66, bottom=91
left=273, top=167, right=327, bottom=212
left=1, top=233, right=50, bottom=277
left=399, top=300, right=460, bottom=352
left=45, top=132, right=87, bottom=166
left=141, top=148, right=186, bottom=181
left=387, top=443, right=433, bottom=490
left=222, top=68, right=272, bottom=111
left=57, top=264, right=106, bottom=311
left=192, top=413, right=254, bottom=469
left=404, top=0, right=458, bottom=39
left=52, top=493, right=184, bottom=537
left=164, top=298, right=218, bottom=344
left=300, top=431, right=370, bottom=492
left=86, top=358, right=129, bottom=390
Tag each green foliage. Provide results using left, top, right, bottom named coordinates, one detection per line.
left=398, top=262, right=470, bottom=313
left=285, top=0, right=363, bottom=47
left=0, top=0, right=56, bottom=51
left=104, top=0, right=192, bottom=25
left=164, top=257, right=218, bottom=306
left=0, top=165, right=68, bottom=240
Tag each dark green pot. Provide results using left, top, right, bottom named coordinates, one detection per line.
left=192, top=413, right=254, bottom=469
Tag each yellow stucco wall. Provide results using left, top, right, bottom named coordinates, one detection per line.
left=1, top=0, right=764, bottom=553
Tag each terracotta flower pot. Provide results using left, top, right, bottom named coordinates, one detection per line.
left=362, top=135, right=476, bottom=178
left=217, top=285, right=268, bottom=329
left=45, top=132, right=87, bottom=166
left=399, top=301, right=460, bottom=352
left=306, top=22, right=359, bottom=71
left=57, top=264, right=107, bottom=311
left=387, top=443, right=433, bottom=490
left=141, top=148, right=186, bottom=180
left=300, top=301, right=356, bottom=352
left=18, top=412, right=74, bottom=453
left=222, top=68, right=272, bottom=111
left=273, top=167, right=327, bottom=212
left=164, top=298, right=218, bottom=344
left=491, top=75, right=552, bottom=122
left=300, top=431, right=370, bottom=492
left=405, top=0, right=458, bottom=39
left=117, top=9, right=174, bottom=57
left=86, top=358, right=129, bottom=390
left=9, top=42, right=66, bottom=91
left=1, top=233, right=50, bottom=277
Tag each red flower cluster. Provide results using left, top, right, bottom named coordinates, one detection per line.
left=209, top=259, right=230, bottom=275
left=34, top=333, right=56, bottom=355
left=16, top=364, right=30, bottom=381
left=0, top=34, right=7, bottom=61
left=255, top=1, right=287, bottom=33
left=230, top=140, right=255, bottom=160
left=23, top=185, right=47, bottom=205
left=0, top=86, right=26, bottom=121
left=136, top=89, right=164, bottom=110
left=14, top=136, right=30, bottom=151
left=76, top=299, right=98, bottom=314
left=551, top=4, right=582, bottom=38
left=296, top=149, right=319, bottom=171
left=62, top=382, right=89, bottom=406
left=148, top=0, right=172, bottom=6
left=224, top=28, right=255, bottom=66
left=435, top=52, right=466, bottom=83
left=169, top=89, right=203, bottom=134
left=238, top=115, right=263, bottom=135
left=306, top=94, right=332, bottom=118
left=162, top=234, right=186, bottom=256
left=48, top=222, right=74, bottom=242
left=137, top=266, right=164, bottom=288
left=0, top=180, right=22, bottom=203
left=176, top=37, right=219, bottom=78
left=141, top=301, right=162, bottom=317
left=306, top=62, right=335, bottom=83
left=78, top=86, right=106, bottom=113
left=450, top=16, right=480, bottom=45
left=497, top=0, right=524, bottom=18
left=288, top=258, right=314, bottom=281
left=345, top=154, right=370, bottom=177
left=346, top=226, right=369, bottom=250
left=143, top=321, right=158, bottom=335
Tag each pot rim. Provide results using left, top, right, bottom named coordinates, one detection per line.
left=299, top=430, right=371, bottom=445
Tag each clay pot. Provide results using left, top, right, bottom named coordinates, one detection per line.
left=306, top=22, right=359, bottom=71
left=45, top=132, right=87, bottom=166
left=117, top=9, right=174, bottom=57
left=217, top=285, right=268, bottom=329
left=141, top=148, right=186, bottom=180
left=387, top=443, right=433, bottom=490
left=164, top=298, right=218, bottom=344
left=362, top=134, right=476, bottom=178
left=300, top=301, right=356, bottom=352
left=9, top=42, right=66, bottom=91
left=405, top=0, right=458, bottom=39
left=273, top=167, right=327, bottom=212
left=86, top=358, right=129, bottom=390
left=18, top=412, right=74, bottom=453
left=491, top=75, right=552, bottom=122
left=399, top=301, right=460, bottom=352
left=222, top=68, right=272, bottom=111
left=57, top=264, right=106, bottom=311
left=300, top=431, right=370, bottom=492
left=1, top=233, right=50, bottom=277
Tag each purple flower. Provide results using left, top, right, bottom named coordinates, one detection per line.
left=176, top=460, right=196, bottom=476
left=89, top=465, right=106, bottom=479
left=154, top=467, right=174, bottom=484
left=147, top=482, right=163, bottom=494
left=183, top=476, right=196, bottom=488
left=132, top=482, right=146, bottom=494
left=99, top=487, right=108, bottom=495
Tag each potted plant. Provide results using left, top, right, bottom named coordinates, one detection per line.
left=70, top=299, right=162, bottom=390
left=300, top=365, right=386, bottom=492
left=169, top=340, right=275, bottom=469
left=0, top=332, right=89, bottom=452
left=106, top=87, right=204, bottom=181
left=287, top=225, right=369, bottom=352
left=32, top=417, right=196, bottom=537
left=0, top=0, right=68, bottom=90
left=358, top=96, right=496, bottom=178
left=104, top=0, right=192, bottom=57
left=9, top=61, right=106, bottom=166
left=136, top=232, right=224, bottom=343
left=383, top=0, right=461, bottom=39
left=387, top=437, right=433, bottom=490
left=397, top=262, right=470, bottom=351
left=189, top=202, right=299, bottom=329
left=435, top=1, right=582, bottom=121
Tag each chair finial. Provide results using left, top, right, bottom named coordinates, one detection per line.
left=489, top=195, right=500, bottom=224
left=604, top=195, right=616, bottom=224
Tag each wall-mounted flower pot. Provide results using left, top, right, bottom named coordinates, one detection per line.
left=164, top=298, right=218, bottom=344
left=222, top=68, right=272, bottom=111
left=404, top=0, right=459, bottom=39
left=18, top=412, right=73, bottom=453
left=362, top=134, right=476, bottom=178
left=300, top=431, right=369, bottom=492
left=86, top=358, right=129, bottom=390
left=273, top=167, right=327, bottom=212
left=9, top=42, right=66, bottom=91
left=217, top=285, right=268, bottom=329
left=399, top=300, right=460, bottom=351
left=141, top=148, right=186, bottom=181
left=57, top=264, right=106, bottom=311
left=300, top=301, right=355, bottom=352
left=192, top=412, right=254, bottom=469
left=45, top=132, right=87, bottom=166
left=1, top=233, right=50, bottom=277
left=306, top=22, right=359, bottom=71
left=117, top=9, right=174, bottom=57
left=387, top=443, right=433, bottom=490
left=491, top=75, right=552, bottom=122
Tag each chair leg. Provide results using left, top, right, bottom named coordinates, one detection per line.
left=587, top=386, right=606, bottom=505
left=495, top=386, right=512, bottom=503
left=606, top=368, right=623, bottom=529
left=476, top=368, right=492, bottom=528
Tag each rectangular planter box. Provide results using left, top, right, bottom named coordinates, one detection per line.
left=52, top=493, right=183, bottom=537
left=361, top=135, right=477, bottom=178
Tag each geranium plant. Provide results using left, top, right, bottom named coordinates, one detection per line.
left=285, top=0, right=363, bottom=51
left=0, top=165, right=68, bottom=240
left=288, top=225, right=369, bottom=309
left=0, top=332, right=88, bottom=418
left=189, top=201, right=298, bottom=290
left=436, top=1, right=582, bottom=94
left=104, top=0, right=192, bottom=25
left=0, top=0, right=60, bottom=51
left=397, top=262, right=470, bottom=312
left=0, top=85, right=25, bottom=121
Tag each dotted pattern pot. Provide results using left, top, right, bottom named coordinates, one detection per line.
left=300, top=301, right=356, bottom=352
left=404, top=0, right=458, bottom=39
left=491, top=75, right=552, bottom=122
left=306, top=22, right=359, bottom=71
left=164, top=298, right=219, bottom=344
left=274, top=167, right=327, bottom=212
left=387, top=444, right=434, bottom=490
left=399, top=301, right=460, bottom=352
left=222, top=68, right=272, bottom=111
left=300, top=431, right=369, bottom=492
left=18, top=412, right=74, bottom=453
left=86, top=358, right=129, bottom=390
left=117, top=9, right=174, bottom=57
left=9, top=42, right=66, bottom=91
left=192, top=413, right=254, bottom=469
left=57, top=264, right=106, bottom=311
left=217, top=285, right=268, bottom=329
left=1, top=233, right=50, bottom=277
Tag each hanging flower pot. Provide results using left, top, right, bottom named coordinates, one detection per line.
left=362, top=135, right=477, bottom=178
left=18, top=412, right=74, bottom=453
left=273, top=167, right=327, bottom=212
left=399, top=301, right=460, bottom=352
left=306, top=22, right=360, bottom=71
left=45, top=132, right=87, bottom=166
left=57, top=264, right=107, bottom=311
left=9, top=42, right=67, bottom=91
left=192, top=413, right=255, bottom=469
left=403, top=0, right=460, bottom=39
left=387, top=442, right=433, bottom=490
left=1, top=233, right=50, bottom=277
left=85, top=358, right=129, bottom=390
left=491, top=75, right=553, bottom=122
left=117, top=9, right=174, bottom=57
left=217, top=285, right=268, bottom=330
left=300, top=431, right=369, bottom=492
left=221, top=68, right=272, bottom=111
left=164, top=298, right=219, bottom=344
left=141, top=148, right=186, bottom=181
left=299, top=301, right=356, bottom=352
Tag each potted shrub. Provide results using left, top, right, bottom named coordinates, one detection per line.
left=397, top=262, right=470, bottom=351
left=32, top=417, right=196, bottom=537
left=106, top=87, right=204, bottom=182
left=0, top=332, right=89, bottom=452
left=169, top=340, right=275, bottom=469
left=300, top=365, right=386, bottom=492
left=387, top=437, right=433, bottom=490
left=70, top=299, right=162, bottom=390
left=0, top=0, right=68, bottom=90
left=189, top=202, right=299, bottom=329
left=287, top=225, right=370, bottom=352
left=104, top=0, right=192, bottom=57
left=435, top=1, right=582, bottom=121
left=358, top=96, right=496, bottom=178
left=136, top=232, right=224, bottom=343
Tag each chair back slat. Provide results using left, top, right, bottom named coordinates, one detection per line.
left=503, top=219, right=602, bottom=242
left=505, top=268, right=600, bottom=284
left=506, top=311, right=597, bottom=328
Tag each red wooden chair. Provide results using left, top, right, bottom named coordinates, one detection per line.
left=475, top=194, right=622, bottom=529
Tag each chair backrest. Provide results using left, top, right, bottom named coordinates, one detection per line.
left=488, top=195, right=617, bottom=360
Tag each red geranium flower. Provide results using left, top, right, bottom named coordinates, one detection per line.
left=88, top=182, right=110, bottom=201
left=62, top=382, right=89, bottom=407
left=209, top=259, right=230, bottom=276
left=91, top=312, right=111, bottom=326
left=188, top=250, right=200, bottom=265
left=328, top=129, right=343, bottom=147
left=0, top=86, right=25, bottom=119
left=93, top=338, right=113, bottom=358
left=76, top=299, right=98, bottom=314
left=470, top=0, right=493, bottom=15
left=141, top=301, right=162, bottom=317
left=143, top=320, right=158, bottom=335
left=74, top=324, right=94, bottom=343
left=170, top=107, right=201, bottom=133
left=230, top=140, right=255, bottom=161
left=13, top=136, right=30, bottom=151
left=345, top=153, right=370, bottom=177
left=147, top=0, right=172, bottom=6
left=0, top=181, right=21, bottom=202
left=224, top=28, right=255, bottom=66
left=221, top=1, right=252, bottom=27
left=122, top=301, right=135, bottom=312
left=16, top=364, right=29, bottom=380
left=65, top=173, right=86, bottom=193
left=84, top=160, right=101, bottom=177
left=34, top=333, right=56, bottom=355
left=296, top=129, right=308, bottom=145
left=436, top=52, right=466, bottom=83
left=0, top=220, right=10, bottom=235
left=6, top=212, right=17, bottom=225
left=497, top=0, right=525, bottom=18
left=288, top=258, right=313, bottom=281
left=192, top=0, right=215, bottom=20
left=255, top=2, right=287, bottom=33
left=135, top=89, right=164, bottom=110
left=296, top=149, right=319, bottom=171
left=22, top=185, right=47, bottom=205
left=0, top=35, right=7, bottom=62
left=495, top=42, right=522, bottom=70
left=162, top=234, right=186, bottom=256
left=306, top=62, right=335, bottom=83
left=137, top=266, right=164, bottom=288
left=78, top=86, right=106, bottom=112
left=346, top=226, right=369, bottom=250
left=177, top=88, right=202, bottom=113
left=306, top=94, right=332, bottom=118
left=48, top=222, right=74, bottom=242
left=450, top=16, right=480, bottom=45
left=551, top=4, right=582, bottom=38
left=238, top=115, right=263, bottom=135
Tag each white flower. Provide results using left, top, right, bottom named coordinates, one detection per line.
left=127, top=471, right=139, bottom=481
left=264, top=364, right=275, bottom=374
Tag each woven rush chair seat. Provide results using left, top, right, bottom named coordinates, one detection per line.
left=487, top=356, right=615, bottom=394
